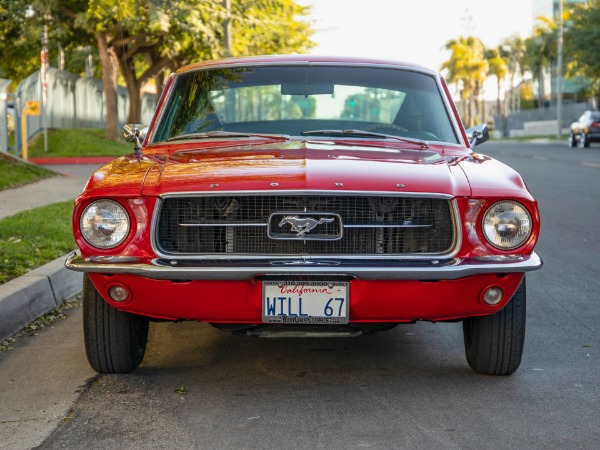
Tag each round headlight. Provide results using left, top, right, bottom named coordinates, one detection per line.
left=80, top=200, right=130, bottom=249
left=482, top=201, right=532, bottom=250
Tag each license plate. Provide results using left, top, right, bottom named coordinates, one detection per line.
left=262, top=281, right=349, bottom=324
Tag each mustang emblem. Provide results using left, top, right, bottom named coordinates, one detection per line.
left=278, top=216, right=335, bottom=237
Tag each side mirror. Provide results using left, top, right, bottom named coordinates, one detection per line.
left=123, top=124, right=148, bottom=156
left=465, top=123, right=489, bottom=148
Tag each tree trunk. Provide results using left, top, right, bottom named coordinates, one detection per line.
left=57, top=43, right=65, bottom=70
left=508, top=73, right=515, bottom=113
left=537, top=68, right=545, bottom=107
left=116, top=53, right=142, bottom=124
left=480, top=92, right=485, bottom=124
left=468, top=79, right=476, bottom=127
left=223, top=0, right=233, bottom=57
left=496, top=79, right=501, bottom=118
left=96, top=33, right=119, bottom=141
left=125, top=73, right=142, bottom=124
left=154, top=71, right=165, bottom=99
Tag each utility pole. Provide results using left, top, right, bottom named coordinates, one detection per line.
left=556, top=0, right=564, bottom=139
left=41, top=14, right=49, bottom=152
left=223, top=0, right=232, bottom=57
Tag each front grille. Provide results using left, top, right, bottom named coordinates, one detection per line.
left=155, top=195, right=456, bottom=257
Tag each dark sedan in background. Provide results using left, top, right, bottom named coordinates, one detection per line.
left=568, top=110, right=600, bottom=148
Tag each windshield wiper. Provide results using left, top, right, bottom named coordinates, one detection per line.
left=301, top=129, right=429, bottom=150
left=168, top=131, right=291, bottom=142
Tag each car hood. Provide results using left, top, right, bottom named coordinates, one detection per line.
left=141, top=141, right=472, bottom=197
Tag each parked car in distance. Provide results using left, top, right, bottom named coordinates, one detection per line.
left=66, top=55, right=542, bottom=376
left=568, top=110, right=600, bottom=148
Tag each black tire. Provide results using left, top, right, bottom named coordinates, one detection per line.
left=83, top=274, right=149, bottom=373
left=578, top=133, right=590, bottom=148
left=463, top=278, right=526, bottom=375
left=582, top=133, right=591, bottom=148
left=568, top=132, right=577, bottom=147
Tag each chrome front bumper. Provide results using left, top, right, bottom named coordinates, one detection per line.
left=65, top=252, right=543, bottom=281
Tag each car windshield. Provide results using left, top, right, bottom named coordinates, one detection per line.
left=152, top=65, right=459, bottom=145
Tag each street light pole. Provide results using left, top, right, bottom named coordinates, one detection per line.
left=222, top=0, right=232, bottom=57
left=557, top=0, right=564, bottom=139
left=41, top=14, right=49, bottom=152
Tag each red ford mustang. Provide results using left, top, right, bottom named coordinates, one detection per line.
left=66, top=55, right=542, bottom=375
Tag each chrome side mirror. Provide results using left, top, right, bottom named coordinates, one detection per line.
left=123, top=124, right=148, bottom=156
left=466, top=123, right=489, bottom=148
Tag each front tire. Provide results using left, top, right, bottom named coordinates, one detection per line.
left=463, top=278, right=526, bottom=375
left=83, top=274, right=149, bottom=373
left=568, top=132, right=577, bottom=147
left=578, top=133, right=590, bottom=148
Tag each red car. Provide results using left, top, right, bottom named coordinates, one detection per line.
left=66, top=55, right=542, bottom=375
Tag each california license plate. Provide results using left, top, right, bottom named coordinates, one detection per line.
left=262, top=281, right=349, bottom=324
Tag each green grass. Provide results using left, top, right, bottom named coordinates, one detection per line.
left=28, top=128, right=132, bottom=158
left=0, top=152, right=57, bottom=190
left=0, top=200, right=75, bottom=285
left=499, top=134, right=567, bottom=141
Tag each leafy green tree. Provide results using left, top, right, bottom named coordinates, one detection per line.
left=0, top=2, right=40, bottom=81
left=230, top=0, right=314, bottom=56
left=78, top=0, right=224, bottom=139
left=2, top=1, right=314, bottom=141
left=565, top=0, right=600, bottom=100
left=79, top=0, right=313, bottom=139
left=80, top=0, right=314, bottom=140
left=0, top=0, right=91, bottom=82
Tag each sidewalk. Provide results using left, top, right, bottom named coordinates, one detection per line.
left=0, top=176, right=85, bottom=220
left=0, top=165, right=98, bottom=341
left=0, top=162, right=105, bottom=449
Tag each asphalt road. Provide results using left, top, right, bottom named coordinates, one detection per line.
left=11, top=142, right=600, bottom=449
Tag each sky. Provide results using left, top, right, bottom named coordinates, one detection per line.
left=298, top=0, right=535, bottom=72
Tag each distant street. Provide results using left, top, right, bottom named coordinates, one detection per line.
left=7, top=142, right=600, bottom=449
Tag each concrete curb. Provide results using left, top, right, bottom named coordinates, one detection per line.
left=0, top=254, right=82, bottom=342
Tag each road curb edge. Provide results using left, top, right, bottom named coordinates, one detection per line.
left=0, top=254, right=82, bottom=342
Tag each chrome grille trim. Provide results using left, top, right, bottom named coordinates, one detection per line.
left=159, top=190, right=454, bottom=199
left=151, top=191, right=461, bottom=261
left=66, top=251, right=544, bottom=280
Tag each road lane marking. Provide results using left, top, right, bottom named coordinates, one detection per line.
left=533, top=156, right=548, bottom=160
left=582, top=162, right=600, bottom=169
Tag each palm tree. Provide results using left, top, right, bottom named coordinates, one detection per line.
left=485, top=47, right=508, bottom=118
left=442, top=36, right=488, bottom=127
left=523, top=16, right=558, bottom=108
left=499, top=35, right=526, bottom=114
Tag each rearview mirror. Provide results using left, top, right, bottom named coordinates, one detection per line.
left=465, top=124, right=489, bottom=148
left=281, top=83, right=334, bottom=96
left=123, top=124, right=148, bottom=156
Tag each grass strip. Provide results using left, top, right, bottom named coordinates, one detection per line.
left=499, top=134, right=566, bottom=141
left=0, top=200, right=75, bottom=285
left=29, top=128, right=132, bottom=158
left=0, top=153, right=56, bottom=191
